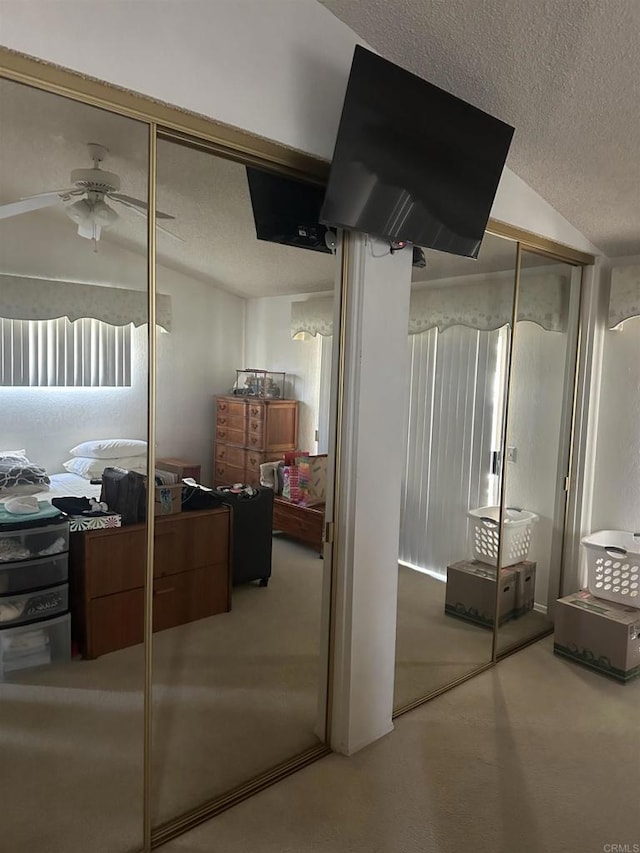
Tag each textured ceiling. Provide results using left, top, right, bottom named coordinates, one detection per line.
left=0, top=73, right=556, bottom=296
left=319, top=0, right=640, bottom=258
left=0, top=77, right=335, bottom=298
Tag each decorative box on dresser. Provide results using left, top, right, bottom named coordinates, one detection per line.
left=214, top=395, right=298, bottom=487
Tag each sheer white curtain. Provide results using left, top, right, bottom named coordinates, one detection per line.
left=399, top=325, right=506, bottom=576
left=0, top=316, right=132, bottom=387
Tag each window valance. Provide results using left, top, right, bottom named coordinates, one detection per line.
left=609, top=265, right=640, bottom=329
left=0, top=274, right=172, bottom=331
left=291, top=272, right=568, bottom=337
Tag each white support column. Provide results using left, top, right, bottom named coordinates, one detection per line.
left=329, top=233, right=412, bottom=755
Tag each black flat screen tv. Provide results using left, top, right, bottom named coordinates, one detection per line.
left=246, top=167, right=332, bottom=254
left=320, top=46, right=515, bottom=258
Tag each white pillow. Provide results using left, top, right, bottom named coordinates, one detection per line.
left=69, top=439, right=147, bottom=459
left=64, top=456, right=148, bottom=480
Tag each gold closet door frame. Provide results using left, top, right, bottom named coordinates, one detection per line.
left=393, top=238, right=594, bottom=718
left=0, top=48, right=336, bottom=852
left=0, top=45, right=597, bottom=844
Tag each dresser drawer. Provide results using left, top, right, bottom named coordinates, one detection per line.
left=245, top=431, right=265, bottom=451
left=246, top=401, right=265, bottom=421
left=84, top=528, right=146, bottom=597
left=217, top=398, right=246, bottom=419
left=214, top=462, right=245, bottom=487
left=216, top=411, right=246, bottom=432
left=215, top=425, right=246, bottom=446
left=215, top=444, right=245, bottom=468
left=153, top=564, right=229, bottom=632
left=89, top=588, right=144, bottom=658
left=245, top=450, right=267, bottom=473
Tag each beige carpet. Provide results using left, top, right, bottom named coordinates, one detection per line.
left=394, top=566, right=553, bottom=709
left=1, top=546, right=560, bottom=853
left=164, top=637, right=640, bottom=853
left=0, top=536, right=325, bottom=853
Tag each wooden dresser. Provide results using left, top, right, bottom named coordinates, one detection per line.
left=214, top=395, right=298, bottom=487
left=69, top=507, right=231, bottom=659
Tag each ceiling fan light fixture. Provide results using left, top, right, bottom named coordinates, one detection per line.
left=65, top=196, right=117, bottom=241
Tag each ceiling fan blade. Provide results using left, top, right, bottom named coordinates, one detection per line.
left=0, top=194, right=61, bottom=220
left=109, top=196, right=184, bottom=242
left=19, top=188, right=80, bottom=201
left=109, top=193, right=175, bottom=220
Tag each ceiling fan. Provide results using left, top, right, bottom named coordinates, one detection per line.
left=0, top=142, right=180, bottom=246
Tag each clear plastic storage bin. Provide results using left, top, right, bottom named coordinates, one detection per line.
left=0, top=553, right=68, bottom=595
left=468, top=506, right=539, bottom=568
left=0, top=521, right=69, bottom=564
left=581, top=530, right=640, bottom=605
left=0, top=612, right=71, bottom=680
left=0, top=583, right=68, bottom=628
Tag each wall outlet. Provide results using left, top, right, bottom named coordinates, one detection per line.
left=507, top=446, right=518, bottom=463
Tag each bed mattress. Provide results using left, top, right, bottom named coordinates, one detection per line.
left=34, top=472, right=103, bottom=502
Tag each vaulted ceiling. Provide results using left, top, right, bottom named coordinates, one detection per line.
left=319, top=0, right=640, bottom=258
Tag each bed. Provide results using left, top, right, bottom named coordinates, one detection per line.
left=36, top=472, right=103, bottom=503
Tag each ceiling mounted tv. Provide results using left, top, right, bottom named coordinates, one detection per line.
left=320, top=46, right=515, bottom=259
left=246, top=167, right=332, bottom=254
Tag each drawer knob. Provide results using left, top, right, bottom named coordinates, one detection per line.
left=251, top=407, right=259, bottom=415
left=250, top=437, right=258, bottom=445
left=219, top=402, right=227, bottom=411
left=218, top=429, right=227, bottom=439
left=219, top=417, right=226, bottom=424
left=251, top=421, right=259, bottom=430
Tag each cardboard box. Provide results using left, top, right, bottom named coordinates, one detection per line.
left=153, top=484, right=182, bottom=516
left=445, top=560, right=516, bottom=627
left=512, top=561, right=536, bottom=617
left=554, top=590, right=640, bottom=683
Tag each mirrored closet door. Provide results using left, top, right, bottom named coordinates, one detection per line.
left=151, top=134, right=338, bottom=831
left=0, top=77, right=149, bottom=853
left=394, top=233, right=516, bottom=711
left=496, top=251, right=582, bottom=655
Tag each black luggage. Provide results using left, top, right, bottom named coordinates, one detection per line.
left=213, top=486, right=274, bottom=586
left=100, top=467, right=146, bottom=525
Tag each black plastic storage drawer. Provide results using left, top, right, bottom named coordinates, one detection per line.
left=0, top=612, right=71, bottom=680
left=0, top=583, right=68, bottom=628
left=0, top=521, right=69, bottom=564
left=0, top=553, right=68, bottom=595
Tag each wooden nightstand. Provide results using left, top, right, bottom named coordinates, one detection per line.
left=156, top=457, right=201, bottom=482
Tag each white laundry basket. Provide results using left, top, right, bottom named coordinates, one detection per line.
left=468, top=506, right=539, bottom=568
left=581, top=530, right=640, bottom=606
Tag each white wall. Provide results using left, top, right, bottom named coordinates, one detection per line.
left=590, top=314, right=640, bottom=533
left=244, top=293, right=331, bottom=453
left=504, top=323, right=568, bottom=604
left=0, top=215, right=244, bottom=481
left=1, top=0, right=599, bottom=254
left=331, top=235, right=412, bottom=754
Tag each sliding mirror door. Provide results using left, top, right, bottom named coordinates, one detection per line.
left=151, top=135, right=337, bottom=830
left=496, top=251, right=582, bottom=654
left=394, top=233, right=516, bottom=711
left=0, top=78, right=149, bottom=852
